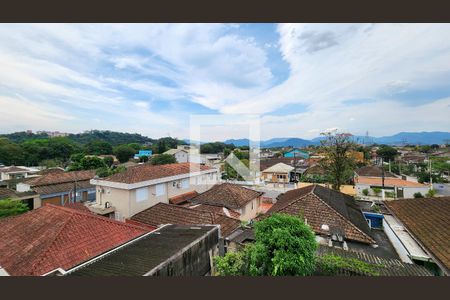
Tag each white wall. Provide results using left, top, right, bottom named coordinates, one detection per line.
left=175, top=151, right=189, bottom=163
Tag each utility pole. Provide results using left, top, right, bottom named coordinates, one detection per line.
left=429, top=156, right=433, bottom=189
left=381, top=157, right=385, bottom=200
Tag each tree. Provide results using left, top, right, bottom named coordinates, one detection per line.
left=127, top=143, right=141, bottom=152
left=0, top=199, right=29, bottom=218
left=139, top=155, right=149, bottom=163
left=114, top=145, right=136, bottom=163
left=319, top=131, right=356, bottom=190
left=150, top=154, right=176, bottom=165
left=80, top=156, right=106, bottom=170
left=214, top=214, right=317, bottom=276
left=85, top=140, right=113, bottom=155
left=0, top=138, right=25, bottom=165
left=70, top=153, right=85, bottom=163
left=425, top=189, right=437, bottom=197
left=376, top=145, right=398, bottom=162
left=103, top=156, right=114, bottom=167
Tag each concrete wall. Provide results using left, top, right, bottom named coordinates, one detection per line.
left=175, top=151, right=189, bottom=163
left=147, top=227, right=220, bottom=276
left=355, top=183, right=429, bottom=199
left=236, top=197, right=261, bottom=221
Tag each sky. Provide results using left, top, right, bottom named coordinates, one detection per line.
left=1, top=23, right=450, bottom=141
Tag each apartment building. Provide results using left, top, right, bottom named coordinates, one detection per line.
left=89, top=162, right=219, bottom=221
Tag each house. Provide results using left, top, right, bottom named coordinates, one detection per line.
left=0, top=187, right=40, bottom=210
left=89, top=162, right=219, bottom=221
left=355, top=176, right=429, bottom=199
left=283, top=148, right=310, bottom=159
left=261, top=162, right=295, bottom=184
left=263, top=184, right=376, bottom=245
left=0, top=204, right=149, bottom=276
left=128, top=202, right=240, bottom=237
left=354, top=165, right=429, bottom=199
left=163, top=148, right=189, bottom=163
left=16, top=170, right=96, bottom=208
left=384, top=197, right=450, bottom=275
left=133, top=150, right=152, bottom=160
left=67, top=224, right=220, bottom=276
left=188, top=183, right=264, bottom=221
left=0, top=166, right=40, bottom=181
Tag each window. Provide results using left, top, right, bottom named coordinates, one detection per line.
left=156, top=184, right=165, bottom=196
left=181, top=179, right=189, bottom=189
left=136, top=187, right=148, bottom=202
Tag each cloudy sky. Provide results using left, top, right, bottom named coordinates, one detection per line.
left=1, top=23, right=449, bottom=141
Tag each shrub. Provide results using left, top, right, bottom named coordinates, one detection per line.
left=372, top=187, right=382, bottom=196
left=0, top=199, right=29, bottom=218
left=316, top=254, right=381, bottom=276
left=413, top=192, right=424, bottom=198
left=425, top=189, right=437, bottom=197
left=362, top=188, right=369, bottom=196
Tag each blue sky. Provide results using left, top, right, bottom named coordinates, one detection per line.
left=0, top=23, right=449, bottom=141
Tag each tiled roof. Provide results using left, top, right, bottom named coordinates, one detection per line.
left=0, top=204, right=148, bottom=276
left=261, top=162, right=295, bottom=173
left=355, top=166, right=397, bottom=178
left=189, top=183, right=263, bottom=210
left=0, top=166, right=29, bottom=173
left=169, top=190, right=199, bottom=205
left=103, top=163, right=212, bottom=184
left=163, top=149, right=187, bottom=155
left=265, top=185, right=375, bottom=244
left=130, top=202, right=241, bottom=237
left=355, top=177, right=427, bottom=187
left=316, top=246, right=433, bottom=276
left=259, top=158, right=298, bottom=171
left=26, top=170, right=96, bottom=186
left=0, top=187, right=17, bottom=199
left=189, top=204, right=241, bottom=219
left=385, top=197, right=450, bottom=274
left=32, top=180, right=93, bottom=195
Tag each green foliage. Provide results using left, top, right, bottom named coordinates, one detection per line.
left=425, top=189, right=437, bottom=197
left=68, top=130, right=154, bottom=146
left=376, top=145, right=398, bottom=162
left=0, top=138, right=25, bottom=165
left=233, top=149, right=249, bottom=160
left=385, top=191, right=395, bottom=198
left=413, top=192, right=424, bottom=198
left=319, top=131, right=356, bottom=190
left=316, top=254, right=381, bottom=276
left=95, top=165, right=126, bottom=178
left=372, top=187, right=382, bottom=196
left=201, top=142, right=235, bottom=154
left=103, top=156, right=114, bottom=167
left=0, top=199, right=29, bottom=218
left=84, top=140, right=113, bottom=155
left=80, top=156, right=106, bottom=170
left=70, top=153, right=85, bottom=163
left=362, top=188, right=369, bottom=196
left=301, top=174, right=329, bottom=184
left=114, top=145, right=136, bottom=163
left=150, top=154, right=176, bottom=165
left=139, top=155, right=149, bottom=163
left=127, top=143, right=141, bottom=151
left=215, top=214, right=318, bottom=276
left=40, top=159, right=59, bottom=168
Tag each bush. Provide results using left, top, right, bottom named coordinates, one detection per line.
left=214, top=214, right=317, bottom=276
left=0, top=199, right=29, bottom=218
left=316, top=254, right=381, bottom=276
left=385, top=191, right=395, bottom=198
left=103, top=156, right=114, bottom=167
left=413, top=192, right=424, bottom=198
left=114, top=145, right=136, bottom=163
left=372, top=187, right=382, bottom=196
left=362, top=188, right=369, bottom=196
left=150, top=154, right=176, bottom=165
left=425, top=189, right=437, bottom=198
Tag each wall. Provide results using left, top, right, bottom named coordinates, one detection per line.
left=147, top=227, right=220, bottom=276
left=175, top=151, right=189, bottom=163
left=237, top=197, right=261, bottom=221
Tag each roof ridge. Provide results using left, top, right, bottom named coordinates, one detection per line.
left=48, top=204, right=149, bottom=232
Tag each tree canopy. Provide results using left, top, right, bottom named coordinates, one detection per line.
left=0, top=199, right=29, bottom=218
left=150, top=154, right=176, bottom=165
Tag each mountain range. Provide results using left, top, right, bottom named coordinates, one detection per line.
left=224, top=131, right=450, bottom=148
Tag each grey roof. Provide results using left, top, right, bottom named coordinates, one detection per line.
left=68, top=224, right=219, bottom=276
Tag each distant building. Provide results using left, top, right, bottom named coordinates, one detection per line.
left=163, top=149, right=189, bottom=163
left=261, top=162, right=295, bottom=184
left=133, top=150, right=152, bottom=160
left=0, top=166, right=40, bottom=181
left=283, top=149, right=310, bottom=159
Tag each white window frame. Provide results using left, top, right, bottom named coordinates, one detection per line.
left=136, top=187, right=149, bottom=203
left=155, top=183, right=165, bottom=197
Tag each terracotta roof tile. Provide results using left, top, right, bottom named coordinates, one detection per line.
left=189, top=204, right=241, bottom=219
left=26, top=170, right=96, bottom=186
left=355, top=166, right=397, bottom=178
left=130, top=202, right=240, bottom=237
left=104, top=163, right=213, bottom=184
left=385, top=197, right=450, bottom=274
left=189, top=183, right=263, bottom=210
left=355, top=177, right=427, bottom=187
left=0, top=204, right=148, bottom=276
left=169, top=190, right=199, bottom=205
left=32, top=180, right=93, bottom=195
left=264, top=184, right=375, bottom=244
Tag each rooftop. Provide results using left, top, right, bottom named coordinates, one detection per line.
left=26, top=170, right=96, bottom=187
left=32, top=180, right=93, bottom=195
left=130, top=202, right=241, bottom=237
left=68, top=224, right=219, bottom=276
left=265, top=184, right=375, bottom=244
left=168, top=190, right=199, bottom=205
left=102, top=162, right=212, bottom=184
left=261, top=162, right=295, bottom=173
left=355, top=177, right=427, bottom=187
left=385, top=197, right=450, bottom=274
left=189, top=183, right=263, bottom=210
left=355, top=166, right=397, bottom=178
left=0, top=204, right=149, bottom=276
